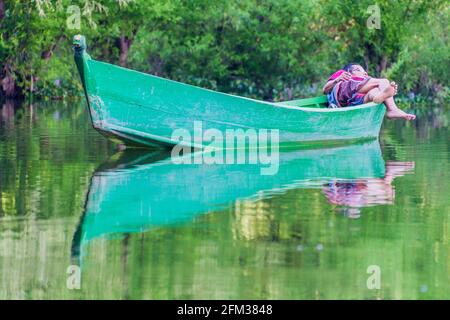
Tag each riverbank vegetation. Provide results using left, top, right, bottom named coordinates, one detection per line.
left=0, top=0, right=448, bottom=105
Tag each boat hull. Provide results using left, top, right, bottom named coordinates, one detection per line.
left=74, top=36, right=386, bottom=149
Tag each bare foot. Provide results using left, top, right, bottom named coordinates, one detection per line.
left=390, top=82, right=398, bottom=95
left=385, top=161, right=415, bottom=176
left=386, top=109, right=416, bottom=120
left=384, top=161, right=415, bottom=183
left=373, top=84, right=396, bottom=103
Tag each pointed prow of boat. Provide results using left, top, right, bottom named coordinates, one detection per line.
left=73, top=35, right=90, bottom=83
left=73, top=34, right=85, bottom=51
left=73, top=35, right=386, bottom=149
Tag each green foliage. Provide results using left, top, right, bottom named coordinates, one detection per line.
left=320, top=0, right=449, bottom=98
left=0, top=0, right=448, bottom=104
left=385, top=6, right=449, bottom=97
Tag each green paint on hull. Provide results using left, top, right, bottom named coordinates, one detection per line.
left=73, top=35, right=386, bottom=148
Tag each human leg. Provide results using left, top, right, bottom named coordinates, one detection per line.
left=363, top=87, right=416, bottom=120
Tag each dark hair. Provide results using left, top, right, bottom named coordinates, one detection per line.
left=343, top=63, right=360, bottom=72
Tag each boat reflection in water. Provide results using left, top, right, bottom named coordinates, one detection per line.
left=71, top=140, right=414, bottom=261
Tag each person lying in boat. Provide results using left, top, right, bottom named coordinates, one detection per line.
left=322, top=63, right=416, bottom=120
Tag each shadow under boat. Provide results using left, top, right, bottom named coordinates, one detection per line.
left=71, top=140, right=394, bottom=263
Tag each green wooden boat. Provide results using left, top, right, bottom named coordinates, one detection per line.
left=73, top=35, right=386, bottom=149
left=71, top=140, right=385, bottom=262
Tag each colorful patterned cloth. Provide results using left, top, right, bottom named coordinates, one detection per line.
left=326, top=70, right=371, bottom=108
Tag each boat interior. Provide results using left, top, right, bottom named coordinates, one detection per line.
left=275, top=95, right=329, bottom=108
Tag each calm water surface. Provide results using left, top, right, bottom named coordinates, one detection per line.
left=0, top=100, right=448, bottom=299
